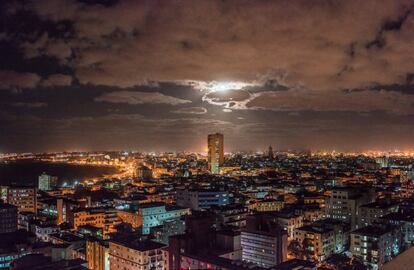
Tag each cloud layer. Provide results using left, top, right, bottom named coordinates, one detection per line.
left=94, top=91, right=191, bottom=105
left=1, top=0, right=414, bottom=151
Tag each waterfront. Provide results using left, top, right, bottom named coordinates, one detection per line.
left=0, top=160, right=119, bottom=187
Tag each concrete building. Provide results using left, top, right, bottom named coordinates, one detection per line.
left=381, top=211, right=414, bottom=247
left=351, top=225, right=401, bottom=270
left=71, top=208, right=121, bottom=237
left=251, top=199, right=285, bottom=212
left=208, top=133, right=224, bottom=174
left=33, top=221, right=60, bottom=242
left=0, top=203, right=17, bottom=233
left=109, top=234, right=167, bottom=270
left=176, top=189, right=229, bottom=210
left=211, top=203, right=248, bottom=229
left=151, top=219, right=186, bottom=245
left=38, top=173, right=58, bottom=191
left=117, top=202, right=190, bottom=235
left=86, top=238, right=109, bottom=270
left=293, top=219, right=350, bottom=262
left=358, top=201, right=399, bottom=228
left=241, top=214, right=288, bottom=268
left=7, top=186, right=37, bottom=213
left=325, top=187, right=375, bottom=229
left=272, top=212, right=304, bottom=241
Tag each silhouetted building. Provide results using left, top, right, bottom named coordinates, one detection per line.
left=0, top=203, right=17, bottom=233
left=268, top=145, right=274, bottom=159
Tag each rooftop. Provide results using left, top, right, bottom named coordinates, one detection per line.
left=351, top=225, right=394, bottom=237
left=360, top=200, right=398, bottom=209
left=296, top=225, right=333, bottom=234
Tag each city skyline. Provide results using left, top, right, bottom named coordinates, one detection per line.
left=1, top=1, right=414, bottom=152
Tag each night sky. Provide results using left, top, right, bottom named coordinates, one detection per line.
left=1, top=0, right=414, bottom=152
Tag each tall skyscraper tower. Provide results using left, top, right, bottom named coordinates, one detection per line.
left=268, top=145, right=274, bottom=159
left=208, top=133, right=224, bottom=174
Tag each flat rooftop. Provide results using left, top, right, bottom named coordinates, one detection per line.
left=351, top=225, right=393, bottom=237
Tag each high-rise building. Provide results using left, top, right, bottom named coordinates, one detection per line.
left=268, top=145, right=274, bottom=159
left=208, top=133, right=224, bottom=174
left=38, top=173, right=58, bottom=191
left=0, top=203, right=18, bottom=233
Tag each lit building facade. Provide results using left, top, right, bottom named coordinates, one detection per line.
left=176, top=189, right=229, bottom=210
left=293, top=219, right=350, bottom=262
left=7, top=186, right=37, bottom=213
left=72, top=208, right=121, bottom=237
left=325, top=187, right=375, bottom=229
left=294, top=225, right=335, bottom=262
left=117, top=203, right=190, bottom=235
left=38, top=173, right=58, bottom=191
left=109, top=236, right=167, bottom=270
left=241, top=214, right=288, bottom=268
left=381, top=211, right=414, bottom=247
left=251, top=199, right=285, bottom=212
left=86, top=238, right=109, bottom=270
left=273, top=212, right=304, bottom=241
left=351, top=225, right=401, bottom=270
left=358, top=201, right=399, bottom=228
left=208, top=133, right=224, bottom=174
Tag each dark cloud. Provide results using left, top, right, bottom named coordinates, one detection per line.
left=0, top=70, right=41, bottom=89
left=1, top=0, right=414, bottom=151
left=172, top=107, right=207, bottom=115
left=94, top=90, right=192, bottom=105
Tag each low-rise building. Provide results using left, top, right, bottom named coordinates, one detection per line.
left=358, top=201, right=399, bottom=228
left=380, top=211, right=414, bottom=247
left=176, top=189, right=229, bottom=210
left=86, top=238, right=109, bottom=270
left=71, top=208, right=121, bottom=237
left=117, top=203, right=190, bottom=235
left=241, top=214, right=288, bottom=268
left=272, top=212, right=304, bottom=241
left=109, top=234, right=167, bottom=270
left=7, top=187, right=37, bottom=214
left=211, top=203, right=248, bottom=229
left=250, top=199, right=285, bottom=212
left=293, top=219, right=350, bottom=262
left=325, top=187, right=375, bottom=229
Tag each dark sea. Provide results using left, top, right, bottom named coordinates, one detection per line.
left=0, top=161, right=119, bottom=187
